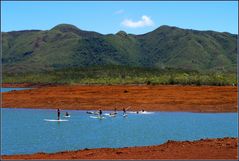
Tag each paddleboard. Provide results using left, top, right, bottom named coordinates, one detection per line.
left=90, top=116, right=105, bottom=119
left=123, top=114, right=128, bottom=117
left=64, top=115, right=71, bottom=118
left=44, top=119, right=68, bottom=122
left=87, top=111, right=99, bottom=115
left=128, top=111, right=137, bottom=114
left=139, top=111, right=154, bottom=114
left=128, top=111, right=154, bottom=114
left=104, top=113, right=110, bottom=116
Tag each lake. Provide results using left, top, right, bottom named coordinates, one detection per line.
left=2, top=108, right=237, bottom=155
left=1, top=87, right=31, bottom=92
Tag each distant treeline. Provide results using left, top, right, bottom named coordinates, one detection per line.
left=3, top=66, right=237, bottom=86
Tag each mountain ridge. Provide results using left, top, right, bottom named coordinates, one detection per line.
left=2, top=24, right=237, bottom=73
left=3, top=24, right=236, bottom=35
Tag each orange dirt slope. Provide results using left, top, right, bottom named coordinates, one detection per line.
left=2, top=85, right=237, bottom=112
left=2, top=137, right=238, bottom=160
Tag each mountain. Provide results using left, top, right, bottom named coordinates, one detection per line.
left=2, top=24, right=237, bottom=73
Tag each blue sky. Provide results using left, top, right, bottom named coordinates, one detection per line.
left=2, top=1, right=238, bottom=34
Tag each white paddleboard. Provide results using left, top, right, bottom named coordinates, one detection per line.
left=64, top=115, right=71, bottom=118
left=87, top=111, right=99, bottom=115
left=139, top=111, right=154, bottom=114
left=90, top=116, right=105, bottom=119
left=44, top=119, right=68, bottom=122
left=128, top=111, right=154, bottom=114
left=123, top=114, right=128, bottom=117
left=128, top=111, right=137, bottom=114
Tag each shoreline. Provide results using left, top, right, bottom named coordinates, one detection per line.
left=2, top=82, right=237, bottom=88
left=2, top=84, right=237, bottom=113
left=2, top=137, right=238, bottom=160
left=2, top=107, right=237, bottom=114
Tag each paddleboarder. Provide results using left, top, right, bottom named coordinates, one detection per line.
left=110, top=108, right=117, bottom=115
left=123, top=108, right=126, bottom=115
left=99, top=109, right=102, bottom=117
left=57, top=109, right=60, bottom=120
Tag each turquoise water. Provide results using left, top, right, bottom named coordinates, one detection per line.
left=2, top=108, right=237, bottom=155
left=1, top=87, right=31, bottom=92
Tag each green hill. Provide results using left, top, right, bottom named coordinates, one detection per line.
left=2, top=24, right=237, bottom=74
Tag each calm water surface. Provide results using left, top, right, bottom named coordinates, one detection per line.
left=1, top=87, right=31, bottom=92
left=2, top=108, right=237, bottom=155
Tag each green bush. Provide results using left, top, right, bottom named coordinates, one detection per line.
left=3, top=66, right=236, bottom=86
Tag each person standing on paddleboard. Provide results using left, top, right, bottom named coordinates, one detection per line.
left=99, top=109, right=102, bottom=117
left=123, top=108, right=126, bottom=115
left=57, top=109, right=60, bottom=120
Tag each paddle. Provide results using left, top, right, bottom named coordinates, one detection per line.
left=126, top=106, right=131, bottom=111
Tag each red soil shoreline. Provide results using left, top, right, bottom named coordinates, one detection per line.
left=2, top=137, right=238, bottom=160
left=2, top=84, right=237, bottom=112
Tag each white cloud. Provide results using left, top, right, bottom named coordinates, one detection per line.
left=115, top=9, right=124, bottom=14
left=121, top=15, right=154, bottom=28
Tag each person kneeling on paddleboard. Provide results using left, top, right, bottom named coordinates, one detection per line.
left=65, top=112, right=69, bottom=116
left=57, top=109, right=60, bottom=120
left=110, top=108, right=117, bottom=116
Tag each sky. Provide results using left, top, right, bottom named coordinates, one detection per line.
left=1, top=1, right=238, bottom=34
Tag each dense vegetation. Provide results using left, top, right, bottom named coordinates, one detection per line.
left=3, top=66, right=237, bottom=86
